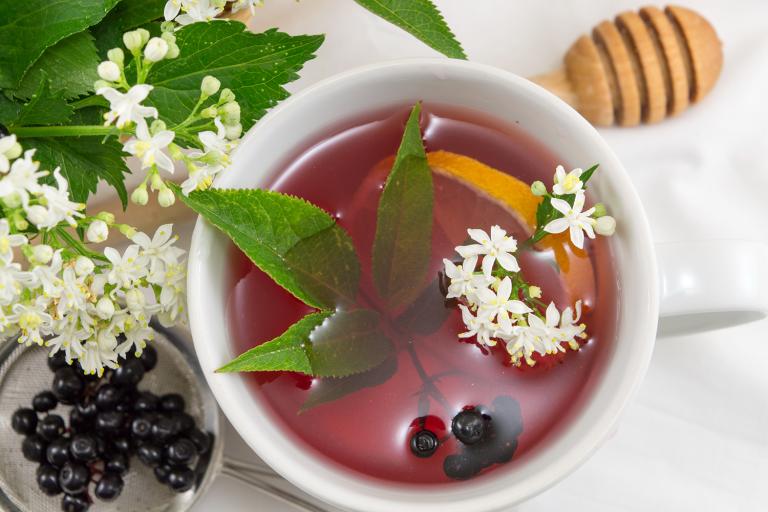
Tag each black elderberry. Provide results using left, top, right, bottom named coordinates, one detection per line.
left=70, top=434, right=98, bottom=462
left=105, top=451, right=130, bottom=475
left=95, top=411, right=125, bottom=433
left=32, top=390, right=58, bottom=412
left=171, top=412, right=195, bottom=434
left=137, top=442, right=163, bottom=467
left=451, top=409, right=488, bottom=445
left=36, top=463, right=62, bottom=496
left=151, top=415, right=178, bottom=442
left=94, top=471, right=124, bottom=501
left=159, top=393, right=185, bottom=413
left=137, top=345, right=158, bottom=371
left=11, top=408, right=38, bottom=435
left=154, top=464, right=172, bottom=484
left=443, top=453, right=480, bottom=480
left=69, top=408, right=92, bottom=434
left=112, top=358, right=145, bottom=387
left=130, top=416, right=153, bottom=440
left=61, top=492, right=90, bottom=512
left=46, top=437, right=71, bottom=467
left=47, top=351, right=68, bottom=373
left=58, top=461, right=90, bottom=495
left=167, top=467, right=196, bottom=493
left=75, top=400, right=98, bottom=418
left=188, top=429, right=212, bottom=456
left=22, top=434, right=48, bottom=462
left=37, top=414, right=65, bottom=441
left=165, top=437, right=198, bottom=465
left=95, top=385, right=123, bottom=410
left=52, top=367, right=84, bottom=404
left=112, top=436, right=132, bottom=454
left=133, top=391, right=160, bottom=413
left=409, top=430, right=439, bottom=458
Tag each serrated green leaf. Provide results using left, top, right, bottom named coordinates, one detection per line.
left=307, top=310, right=393, bottom=378
left=0, top=0, right=120, bottom=89
left=353, top=0, right=466, bottom=59
left=91, top=0, right=166, bottom=54
left=147, top=22, right=323, bottom=130
left=6, top=78, right=73, bottom=128
left=177, top=187, right=360, bottom=309
left=580, top=163, right=599, bottom=185
left=301, top=355, right=398, bottom=412
left=13, top=32, right=100, bottom=100
left=25, top=136, right=129, bottom=208
left=217, top=312, right=331, bottom=374
left=372, top=103, right=433, bottom=310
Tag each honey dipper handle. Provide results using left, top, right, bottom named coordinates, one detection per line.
left=529, top=68, right=578, bottom=112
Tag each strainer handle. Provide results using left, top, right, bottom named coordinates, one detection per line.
left=221, top=458, right=333, bottom=512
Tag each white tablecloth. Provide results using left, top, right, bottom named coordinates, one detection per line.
left=192, top=1, right=768, bottom=510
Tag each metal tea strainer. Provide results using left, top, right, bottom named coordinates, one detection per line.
left=0, top=323, right=332, bottom=512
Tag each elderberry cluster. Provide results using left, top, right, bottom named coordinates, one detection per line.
left=409, top=395, right=523, bottom=481
left=10, top=346, right=213, bottom=511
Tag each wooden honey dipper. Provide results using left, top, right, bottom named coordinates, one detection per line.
left=531, top=5, right=723, bottom=126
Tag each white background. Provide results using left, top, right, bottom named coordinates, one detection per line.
left=190, top=1, right=768, bottom=510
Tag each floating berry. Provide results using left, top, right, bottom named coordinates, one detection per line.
left=410, top=430, right=439, bottom=458
left=451, top=409, right=488, bottom=445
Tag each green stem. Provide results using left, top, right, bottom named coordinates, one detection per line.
left=69, top=95, right=108, bottom=110
left=55, top=228, right=109, bottom=262
left=12, top=125, right=121, bottom=138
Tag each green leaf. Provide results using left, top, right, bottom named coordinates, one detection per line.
left=25, top=136, right=130, bottom=207
left=307, top=310, right=393, bottom=378
left=12, top=32, right=100, bottom=100
left=217, top=312, right=331, bottom=374
left=91, top=0, right=166, bottom=54
left=148, top=22, right=324, bottom=130
left=301, top=355, right=398, bottom=412
left=353, top=0, right=466, bottom=59
left=177, top=187, right=360, bottom=309
left=394, top=276, right=450, bottom=336
left=5, top=78, right=73, bottom=128
left=580, top=164, right=599, bottom=185
left=0, top=0, right=120, bottom=89
left=372, top=103, right=434, bottom=310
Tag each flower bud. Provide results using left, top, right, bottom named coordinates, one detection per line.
left=595, top=215, right=616, bottom=236
left=131, top=184, right=149, bottom=206
left=528, top=286, right=542, bottom=299
left=97, top=61, right=121, bottom=82
left=2, top=192, right=22, bottom=209
left=31, top=244, right=53, bottom=265
left=161, top=21, right=176, bottom=33
left=12, top=212, right=28, bottom=231
left=201, top=75, right=221, bottom=97
left=531, top=181, right=547, bottom=196
left=165, top=43, right=180, bottom=59
left=123, top=30, right=143, bottom=52
left=86, top=220, right=109, bottom=243
left=158, top=187, right=176, bottom=207
left=168, top=143, right=184, bottom=161
left=5, top=142, right=22, bottom=160
left=592, top=203, right=607, bottom=218
left=96, top=296, right=116, bottom=319
left=117, top=224, right=137, bottom=238
left=149, top=172, right=164, bottom=191
left=74, top=256, right=95, bottom=277
left=219, top=102, right=240, bottom=124
left=225, top=123, right=242, bottom=140
left=144, top=37, right=169, bottom=62
left=93, top=79, right=110, bottom=91
left=25, top=205, right=49, bottom=227
left=200, top=106, right=218, bottom=119
left=125, top=288, right=146, bottom=311
left=136, top=28, right=150, bottom=45
left=219, top=88, right=235, bottom=103
left=95, top=211, right=115, bottom=224
left=107, top=48, right=124, bottom=65
left=160, top=31, right=176, bottom=44
left=150, top=119, right=167, bottom=134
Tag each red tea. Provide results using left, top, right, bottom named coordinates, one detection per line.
left=227, top=104, right=618, bottom=485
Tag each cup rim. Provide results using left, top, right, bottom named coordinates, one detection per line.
left=187, top=58, right=659, bottom=511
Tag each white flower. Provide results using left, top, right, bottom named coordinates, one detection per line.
left=558, top=300, right=587, bottom=350
left=0, top=219, right=27, bottom=264
left=175, top=0, right=224, bottom=25
left=543, top=191, right=596, bottom=249
left=104, top=245, right=148, bottom=288
left=232, top=0, right=263, bottom=14
left=80, top=329, right=120, bottom=376
left=36, top=168, right=85, bottom=228
left=180, top=163, right=220, bottom=195
left=131, top=224, right=184, bottom=283
left=124, top=287, right=147, bottom=313
left=46, top=321, right=88, bottom=364
left=595, top=215, right=616, bottom=236
left=552, top=165, right=584, bottom=195
left=144, top=37, right=169, bottom=62
left=115, top=315, right=154, bottom=358
left=164, top=0, right=183, bottom=20
left=456, top=225, right=519, bottom=278
left=0, top=134, right=22, bottom=173
left=123, top=122, right=176, bottom=174
left=199, top=117, right=235, bottom=154
left=0, top=261, right=26, bottom=305
left=476, top=276, right=531, bottom=326
left=25, top=205, right=50, bottom=227
left=158, top=261, right=186, bottom=326
left=457, top=304, right=498, bottom=347
left=97, top=61, right=121, bottom=82
left=0, top=149, right=46, bottom=207
left=95, top=297, right=116, bottom=320
left=28, top=250, right=63, bottom=297
left=57, top=267, right=89, bottom=319
left=74, top=256, right=95, bottom=277
left=30, top=244, right=54, bottom=265
left=97, top=84, right=158, bottom=129
left=86, top=220, right=109, bottom=243
left=13, top=299, right=53, bottom=346
left=443, top=256, right=491, bottom=303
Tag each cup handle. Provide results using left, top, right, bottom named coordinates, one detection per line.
left=656, top=240, right=768, bottom=336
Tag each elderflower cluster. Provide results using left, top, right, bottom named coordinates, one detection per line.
left=443, top=226, right=587, bottom=367
left=0, top=136, right=187, bottom=377
left=533, top=165, right=616, bottom=249
left=164, top=0, right=264, bottom=25
left=95, top=26, right=242, bottom=207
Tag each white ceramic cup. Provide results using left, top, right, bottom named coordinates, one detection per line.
left=187, top=59, right=768, bottom=511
